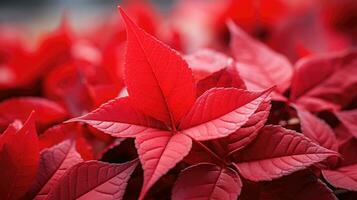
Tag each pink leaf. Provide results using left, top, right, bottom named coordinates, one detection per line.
left=68, top=97, right=164, bottom=137
left=290, top=50, right=357, bottom=112
left=180, top=88, right=272, bottom=141
left=234, top=125, right=337, bottom=181
left=228, top=21, right=293, bottom=93
left=323, top=164, right=357, bottom=191
left=119, top=7, right=196, bottom=126
left=172, top=163, right=242, bottom=200
left=28, top=140, right=83, bottom=200
left=295, top=105, right=338, bottom=151
left=135, top=131, right=192, bottom=200
left=47, top=160, right=138, bottom=200
left=0, top=112, right=39, bottom=200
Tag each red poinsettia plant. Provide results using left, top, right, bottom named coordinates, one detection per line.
left=1, top=1, right=357, bottom=200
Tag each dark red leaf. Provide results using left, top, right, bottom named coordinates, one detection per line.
left=295, top=105, right=338, bottom=151
left=241, top=170, right=337, bottom=200
left=290, top=50, right=357, bottom=112
left=172, top=163, right=242, bottom=200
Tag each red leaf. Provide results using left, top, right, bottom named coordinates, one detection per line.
left=119, top=7, right=196, bottom=126
left=69, top=97, right=164, bottom=137
left=241, top=170, right=337, bottom=200
left=28, top=140, right=83, bottom=200
left=39, top=124, right=94, bottom=160
left=86, top=83, right=123, bottom=107
left=135, top=131, right=192, bottom=200
left=226, top=95, right=271, bottom=155
left=234, top=125, right=337, bottom=181
left=290, top=50, right=357, bottom=112
left=295, top=105, right=338, bottom=151
left=323, top=164, right=357, bottom=191
left=335, top=109, right=357, bottom=138
left=337, top=138, right=357, bottom=167
left=172, top=163, right=242, bottom=200
left=196, top=66, right=246, bottom=97
left=0, top=97, right=67, bottom=131
left=0, top=112, right=39, bottom=200
left=180, top=88, right=272, bottom=141
left=228, top=21, right=293, bottom=93
left=47, top=160, right=138, bottom=200
left=184, top=49, right=233, bottom=81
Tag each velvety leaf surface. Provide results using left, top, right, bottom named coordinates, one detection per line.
left=196, top=66, right=246, bottom=97
left=172, top=163, right=242, bottom=200
left=0, top=112, right=39, bottom=200
left=47, top=160, right=138, bottom=200
left=295, top=105, right=338, bottom=151
left=119, top=7, right=196, bottom=126
left=180, top=88, right=271, bottom=141
left=234, top=125, right=337, bottom=181
left=323, top=164, right=357, bottom=191
left=135, top=131, right=192, bottom=200
left=28, top=140, right=83, bottom=200
left=290, top=50, right=357, bottom=112
left=0, top=97, right=67, bottom=131
left=228, top=21, right=293, bottom=93
left=69, top=97, right=164, bottom=137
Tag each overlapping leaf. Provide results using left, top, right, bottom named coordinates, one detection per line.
left=172, top=163, right=242, bottom=200
left=180, top=87, right=272, bottom=141
left=27, top=140, right=83, bottom=200
left=234, top=125, right=337, bottom=181
left=295, top=105, right=338, bottom=151
left=0, top=112, right=39, bottom=200
left=47, top=160, right=138, bottom=200
left=335, top=109, right=357, bottom=138
left=323, top=164, right=357, bottom=191
left=136, top=131, right=192, bottom=200
left=228, top=21, right=293, bottom=93
left=69, top=97, right=164, bottom=137
left=290, top=50, right=357, bottom=112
